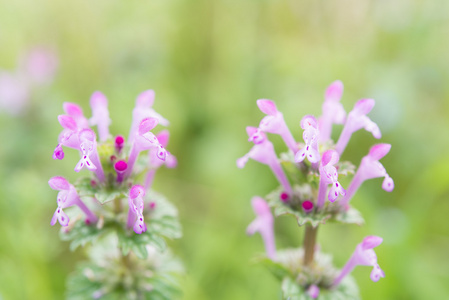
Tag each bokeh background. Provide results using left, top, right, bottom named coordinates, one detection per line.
left=1, top=0, right=448, bottom=299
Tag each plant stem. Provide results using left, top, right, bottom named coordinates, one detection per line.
left=303, top=224, right=318, bottom=267
left=114, top=197, right=122, bottom=214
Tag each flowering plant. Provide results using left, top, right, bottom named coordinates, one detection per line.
left=49, top=90, right=182, bottom=299
left=238, top=81, right=393, bottom=299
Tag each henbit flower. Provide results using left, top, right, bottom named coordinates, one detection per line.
left=63, top=102, right=90, bottom=129
left=339, top=144, right=394, bottom=207
left=49, top=176, right=98, bottom=226
left=307, top=284, right=320, bottom=299
left=127, top=185, right=147, bottom=234
left=237, top=126, right=293, bottom=195
left=256, top=99, right=298, bottom=153
left=144, top=130, right=177, bottom=189
left=317, top=150, right=346, bottom=208
left=53, top=114, right=81, bottom=160
left=125, top=118, right=167, bottom=179
left=89, top=91, right=111, bottom=142
left=246, top=197, right=276, bottom=260
left=0, top=71, right=30, bottom=115
left=302, top=200, right=314, bottom=213
left=128, top=90, right=169, bottom=145
left=294, top=115, right=320, bottom=164
left=318, top=80, right=346, bottom=142
left=20, top=47, right=58, bottom=85
left=74, top=129, right=105, bottom=183
left=335, top=98, right=381, bottom=155
left=333, top=236, right=385, bottom=287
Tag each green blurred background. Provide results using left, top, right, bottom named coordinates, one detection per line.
left=1, top=0, right=448, bottom=299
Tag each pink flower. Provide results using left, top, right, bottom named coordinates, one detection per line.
left=127, top=185, right=147, bottom=234
left=319, top=80, right=346, bottom=142
left=333, top=236, right=385, bottom=286
left=247, top=197, right=276, bottom=259
left=294, top=115, right=320, bottom=164
left=317, top=150, right=346, bottom=207
left=89, top=91, right=111, bottom=142
left=237, top=127, right=292, bottom=195
left=49, top=176, right=97, bottom=226
left=340, top=144, right=394, bottom=207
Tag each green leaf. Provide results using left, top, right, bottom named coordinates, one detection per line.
left=60, top=221, right=108, bottom=251
left=333, top=207, right=364, bottom=225
left=258, top=256, right=293, bottom=281
left=281, top=276, right=360, bottom=300
left=95, top=190, right=123, bottom=205
left=146, top=191, right=182, bottom=239
left=74, top=177, right=97, bottom=197
left=117, top=230, right=166, bottom=259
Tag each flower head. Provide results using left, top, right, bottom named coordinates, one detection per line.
left=257, top=99, right=298, bottom=152
left=295, top=115, right=320, bottom=164
left=319, top=80, right=346, bottom=142
left=127, top=185, right=147, bottom=234
left=333, top=236, right=385, bottom=286
left=340, top=144, right=394, bottom=206
left=335, top=99, right=381, bottom=155
left=246, top=197, right=276, bottom=259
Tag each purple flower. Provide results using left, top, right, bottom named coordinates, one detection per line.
left=0, top=71, right=29, bottom=115
left=127, top=185, right=147, bottom=234
left=144, top=130, right=177, bottom=189
left=74, top=129, right=105, bottom=183
left=125, top=118, right=167, bottom=179
left=333, top=236, right=385, bottom=286
left=256, top=99, right=298, bottom=152
left=237, top=126, right=292, bottom=195
left=49, top=176, right=97, bottom=226
left=307, top=284, right=320, bottom=299
left=317, top=150, right=346, bottom=207
left=115, top=135, right=125, bottom=154
left=128, top=90, right=169, bottom=145
left=335, top=99, right=381, bottom=155
left=89, top=91, right=111, bottom=142
left=63, top=102, right=90, bottom=129
left=318, top=80, right=346, bottom=142
left=20, top=47, right=58, bottom=85
left=294, top=115, right=320, bottom=164
left=340, top=144, right=394, bottom=207
left=246, top=197, right=276, bottom=260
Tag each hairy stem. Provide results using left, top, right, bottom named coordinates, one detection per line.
left=303, top=224, right=318, bottom=267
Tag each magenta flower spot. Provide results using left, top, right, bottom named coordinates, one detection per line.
left=53, top=144, right=65, bottom=160
left=237, top=126, right=292, bottom=194
left=302, top=200, right=314, bottom=213
left=149, top=202, right=156, bottom=209
left=335, top=98, right=381, bottom=155
left=333, top=236, right=385, bottom=286
left=280, top=192, right=290, bottom=203
left=114, top=160, right=128, bottom=183
left=127, top=185, right=147, bottom=234
left=256, top=99, right=298, bottom=152
left=89, top=91, right=111, bottom=142
left=246, top=197, right=276, bottom=259
left=295, top=115, right=320, bottom=164
left=319, top=80, right=346, bottom=142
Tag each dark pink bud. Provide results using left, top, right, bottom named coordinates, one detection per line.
left=302, top=200, right=314, bottom=213
left=114, top=160, right=128, bottom=183
left=280, top=192, right=290, bottom=203
left=115, top=135, right=125, bottom=153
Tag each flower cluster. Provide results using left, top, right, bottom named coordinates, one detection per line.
left=49, top=90, right=182, bottom=299
left=0, top=47, right=58, bottom=115
left=238, top=81, right=393, bottom=298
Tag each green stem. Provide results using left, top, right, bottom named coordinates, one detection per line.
left=303, top=224, right=318, bottom=267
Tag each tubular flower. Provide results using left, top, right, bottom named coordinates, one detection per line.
left=237, top=126, right=292, bottom=195
left=319, top=80, right=346, bottom=142
left=295, top=115, right=320, bottom=164
left=256, top=99, right=298, bottom=153
left=317, top=150, right=346, bottom=207
left=340, top=143, right=394, bottom=207
left=333, top=236, right=385, bottom=286
left=49, top=176, right=97, bottom=226
left=127, top=185, right=147, bottom=234
left=246, top=197, right=276, bottom=260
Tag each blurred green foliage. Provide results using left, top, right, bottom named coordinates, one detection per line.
left=1, top=0, right=449, bottom=299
